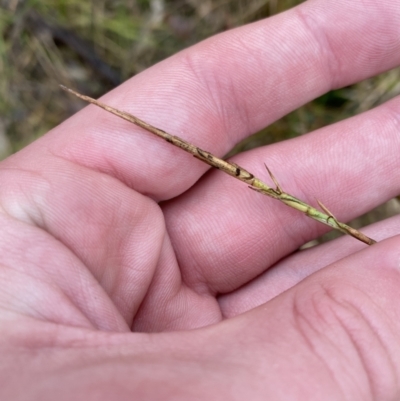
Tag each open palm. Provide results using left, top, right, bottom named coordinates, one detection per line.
left=2, top=0, right=400, bottom=399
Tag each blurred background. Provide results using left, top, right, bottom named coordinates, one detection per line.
left=0, top=0, right=399, bottom=242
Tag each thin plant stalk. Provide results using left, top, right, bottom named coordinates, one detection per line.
left=60, top=85, right=376, bottom=246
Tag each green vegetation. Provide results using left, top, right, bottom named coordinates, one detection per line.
left=1, top=0, right=399, bottom=153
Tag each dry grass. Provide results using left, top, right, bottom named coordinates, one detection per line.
left=0, top=0, right=292, bottom=152
left=0, top=0, right=399, bottom=243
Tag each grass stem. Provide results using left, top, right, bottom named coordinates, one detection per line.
left=60, top=85, right=376, bottom=246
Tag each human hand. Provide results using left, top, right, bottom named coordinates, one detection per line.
left=1, top=0, right=400, bottom=399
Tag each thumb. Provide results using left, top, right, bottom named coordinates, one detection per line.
left=233, top=235, right=400, bottom=400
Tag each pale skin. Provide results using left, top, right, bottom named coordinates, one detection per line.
left=1, top=0, right=400, bottom=399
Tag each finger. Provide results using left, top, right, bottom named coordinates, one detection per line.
left=36, top=0, right=400, bottom=200
left=219, top=214, right=400, bottom=317
left=0, top=156, right=166, bottom=328
left=217, top=235, right=400, bottom=400
left=163, top=95, right=400, bottom=294
left=1, top=0, right=399, bottom=329
left=0, top=156, right=223, bottom=331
